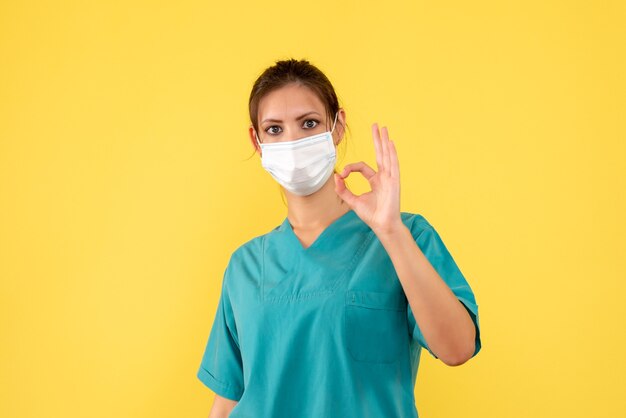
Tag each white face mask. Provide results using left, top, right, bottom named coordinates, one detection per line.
left=255, top=112, right=339, bottom=196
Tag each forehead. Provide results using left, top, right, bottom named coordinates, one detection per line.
left=258, top=83, right=326, bottom=122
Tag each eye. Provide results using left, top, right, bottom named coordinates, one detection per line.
left=265, top=125, right=282, bottom=135
left=303, top=119, right=319, bottom=129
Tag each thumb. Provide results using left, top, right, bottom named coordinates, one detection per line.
left=334, top=173, right=358, bottom=208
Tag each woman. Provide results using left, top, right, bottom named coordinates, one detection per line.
left=197, top=58, right=482, bottom=418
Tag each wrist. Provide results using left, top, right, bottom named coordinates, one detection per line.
left=373, top=220, right=409, bottom=242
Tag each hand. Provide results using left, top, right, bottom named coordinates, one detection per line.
left=334, top=123, right=404, bottom=236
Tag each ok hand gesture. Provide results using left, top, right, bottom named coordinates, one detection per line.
left=334, top=123, right=404, bottom=236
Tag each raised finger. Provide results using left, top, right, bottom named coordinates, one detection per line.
left=381, top=126, right=391, bottom=174
left=372, top=123, right=383, bottom=172
left=389, top=139, right=400, bottom=179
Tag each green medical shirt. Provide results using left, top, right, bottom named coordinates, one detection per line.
left=197, top=210, right=481, bottom=417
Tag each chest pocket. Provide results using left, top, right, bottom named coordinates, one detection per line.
left=344, top=290, right=407, bottom=363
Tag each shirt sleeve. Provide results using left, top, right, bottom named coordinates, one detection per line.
left=197, top=264, right=245, bottom=401
left=406, top=216, right=482, bottom=360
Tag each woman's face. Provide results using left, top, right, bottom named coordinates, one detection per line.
left=249, top=83, right=344, bottom=153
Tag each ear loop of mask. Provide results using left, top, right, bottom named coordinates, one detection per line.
left=330, top=111, right=339, bottom=134
left=255, top=111, right=340, bottom=148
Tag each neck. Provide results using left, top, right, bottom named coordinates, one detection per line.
left=284, top=174, right=350, bottom=230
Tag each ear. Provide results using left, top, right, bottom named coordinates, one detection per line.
left=333, top=108, right=347, bottom=146
left=248, top=125, right=262, bottom=156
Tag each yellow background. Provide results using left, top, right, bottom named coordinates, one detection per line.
left=1, top=1, right=624, bottom=417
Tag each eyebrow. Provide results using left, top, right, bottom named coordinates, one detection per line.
left=261, top=111, right=321, bottom=124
